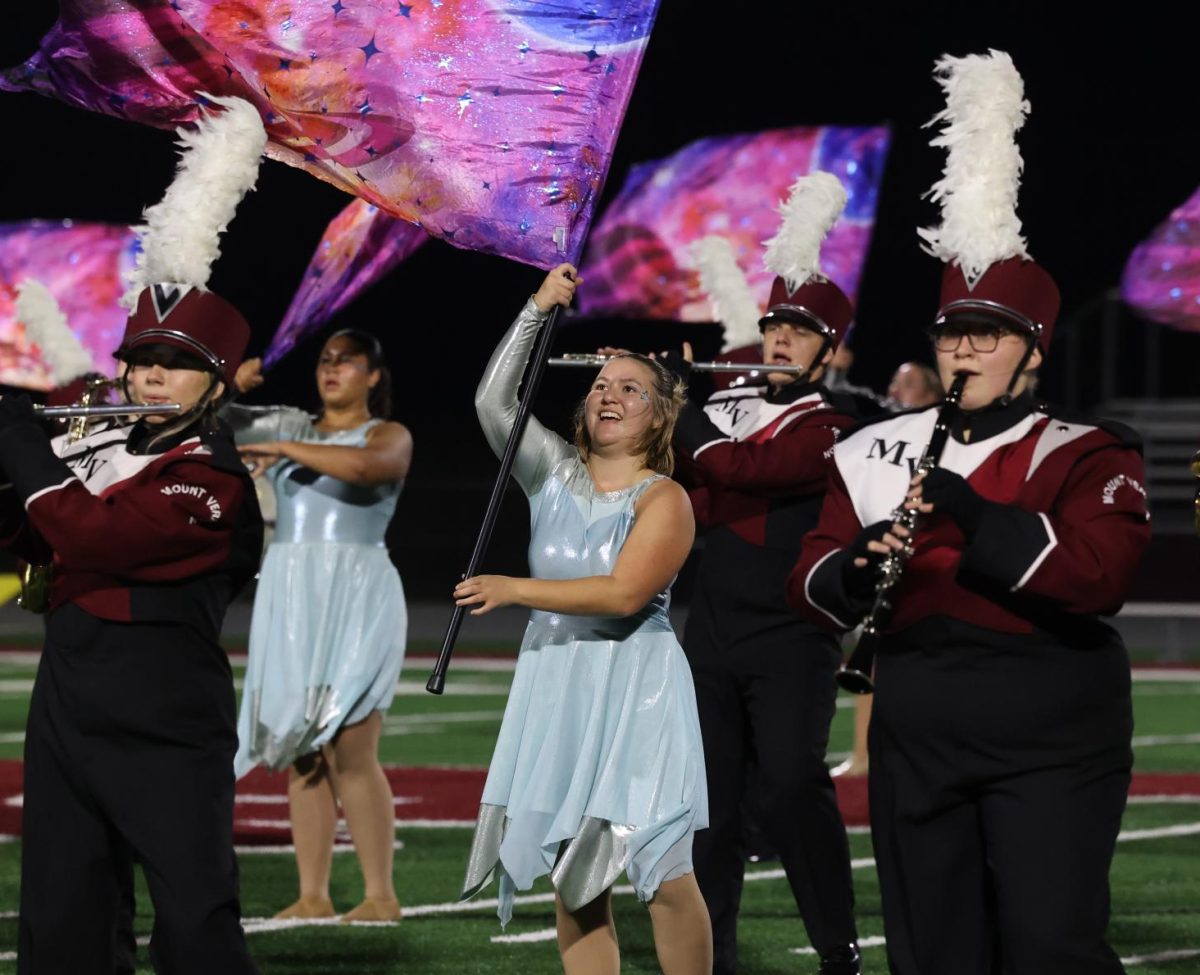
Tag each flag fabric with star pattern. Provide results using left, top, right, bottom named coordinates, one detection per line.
left=0, top=220, right=137, bottom=390
left=576, top=126, right=890, bottom=327
left=265, top=199, right=426, bottom=366
left=2, top=0, right=660, bottom=269
left=1121, top=184, right=1200, bottom=332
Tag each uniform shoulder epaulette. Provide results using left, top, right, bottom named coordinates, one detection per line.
left=199, top=423, right=255, bottom=477
left=1039, top=402, right=1143, bottom=451
left=825, top=388, right=890, bottom=422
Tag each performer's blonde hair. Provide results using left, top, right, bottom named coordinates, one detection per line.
left=573, top=353, right=687, bottom=476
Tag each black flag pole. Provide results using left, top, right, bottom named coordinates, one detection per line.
left=425, top=296, right=566, bottom=694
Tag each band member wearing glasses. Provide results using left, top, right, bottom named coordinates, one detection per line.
left=661, top=272, right=863, bottom=975
left=458, top=264, right=712, bottom=975
left=790, top=258, right=1150, bottom=973
left=0, top=288, right=262, bottom=975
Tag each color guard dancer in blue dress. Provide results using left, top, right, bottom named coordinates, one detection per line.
left=457, top=265, right=712, bottom=974
left=229, top=330, right=411, bottom=923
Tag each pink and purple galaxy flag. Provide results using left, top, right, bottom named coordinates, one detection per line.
left=0, top=220, right=137, bottom=390
left=3, top=0, right=660, bottom=268
left=576, top=126, right=890, bottom=323
left=265, top=199, right=427, bottom=366
left=1121, top=185, right=1200, bottom=331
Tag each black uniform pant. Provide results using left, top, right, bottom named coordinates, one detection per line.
left=870, top=624, right=1132, bottom=975
left=18, top=604, right=257, bottom=975
left=685, top=585, right=858, bottom=972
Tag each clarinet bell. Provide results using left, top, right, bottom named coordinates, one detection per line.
left=835, top=665, right=874, bottom=695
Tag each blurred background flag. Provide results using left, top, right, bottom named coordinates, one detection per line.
left=0, top=220, right=137, bottom=390
left=1121, top=184, right=1200, bottom=331
left=265, top=200, right=427, bottom=367
left=2, top=0, right=662, bottom=269
left=576, top=125, right=890, bottom=323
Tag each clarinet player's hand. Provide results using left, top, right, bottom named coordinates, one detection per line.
left=905, top=469, right=989, bottom=536
left=842, top=520, right=910, bottom=597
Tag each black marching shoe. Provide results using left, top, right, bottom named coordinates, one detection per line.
left=817, top=943, right=861, bottom=975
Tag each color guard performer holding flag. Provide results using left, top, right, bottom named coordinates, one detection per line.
left=790, top=51, right=1151, bottom=974
left=0, top=95, right=267, bottom=975
left=663, top=174, right=863, bottom=975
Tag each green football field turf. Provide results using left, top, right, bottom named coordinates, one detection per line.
left=0, top=649, right=1196, bottom=973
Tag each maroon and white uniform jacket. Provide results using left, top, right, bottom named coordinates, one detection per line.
left=0, top=418, right=262, bottom=638
left=677, top=382, right=855, bottom=545
left=788, top=395, right=1151, bottom=637
left=675, top=382, right=855, bottom=625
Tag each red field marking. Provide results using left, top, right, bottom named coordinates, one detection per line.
left=0, top=761, right=488, bottom=843
left=1, top=762, right=1198, bottom=841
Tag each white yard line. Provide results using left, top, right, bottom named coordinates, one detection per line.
left=1124, top=948, right=1200, bottom=965
left=1131, top=733, right=1200, bottom=747
left=1130, top=668, right=1200, bottom=682
left=384, top=710, right=506, bottom=726
left=236, top=840, right=404, bottom=855
left=790, top=935, right=887, bottom=955
left=492, top=927, right=559, bottom=944
left=393, top=682, right=509, bottom=696
left=1117, top=822, right=1200, bottom=842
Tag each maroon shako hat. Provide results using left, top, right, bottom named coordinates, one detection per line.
left=935, top=258, right=1060, bottom=351
left=117, top=285, right=250, bottom=386
left=758, top=275, right=854, bottom=347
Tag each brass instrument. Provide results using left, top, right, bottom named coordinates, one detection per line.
left=16, top=379, right=178, bottom=613
left=548, top=353, right=803, bottom=377
left=835, top=372, right=970, bottom=694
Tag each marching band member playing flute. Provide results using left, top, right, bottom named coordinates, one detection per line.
left=657, top=176, right=863, bottom=974
left=0, top=289, right=263, bottom=974
left=790, top=52, right=1151, bottom=975
left=458, top=264, right=712, bottom=975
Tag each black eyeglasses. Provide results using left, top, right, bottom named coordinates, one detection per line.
left=925, top=324, right=1013, bottom=353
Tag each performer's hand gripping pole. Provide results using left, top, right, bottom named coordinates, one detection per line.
left=425, top=290, right=567, bottom=695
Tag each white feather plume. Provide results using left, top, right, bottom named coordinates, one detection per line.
left=917, top=49, right=1031, bottom=286
left=762, top=171, right=848, bottom=292
left=15, top=279, right=95, bottom=385
left=122, top=94, right=267, bottom=308
left=690, top=236, right=761, bottom=351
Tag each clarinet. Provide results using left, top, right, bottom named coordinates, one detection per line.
left=835, top=371, right=969, bottom=694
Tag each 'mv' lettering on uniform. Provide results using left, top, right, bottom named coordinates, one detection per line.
left=866, top=437, right=919, bottom=474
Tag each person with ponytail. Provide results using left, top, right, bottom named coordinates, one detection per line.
left=226, top=329, right=412, bottom=922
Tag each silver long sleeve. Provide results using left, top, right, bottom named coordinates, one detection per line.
left=475, top=298, right=574, bottom=496
left=221, top=403, right=313, bottom=446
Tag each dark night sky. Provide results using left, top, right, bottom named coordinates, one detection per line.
left=3, top=3, right=1198, bottom=594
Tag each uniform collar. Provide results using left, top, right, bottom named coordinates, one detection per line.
left=765, top=378, right=824, bottom=405
left=951, top=390, right=1037, bottom=443
left=126, top=417, right=206, bottom=455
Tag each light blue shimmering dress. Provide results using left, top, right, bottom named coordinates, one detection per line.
left=460, top=299, right=708, bottom=925
left=225, top=408, right=407, bottom=777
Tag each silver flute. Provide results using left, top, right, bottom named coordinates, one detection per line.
left=34, top=403, right=182, bottom=419
left=548, top=353, right=803, bottom=376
